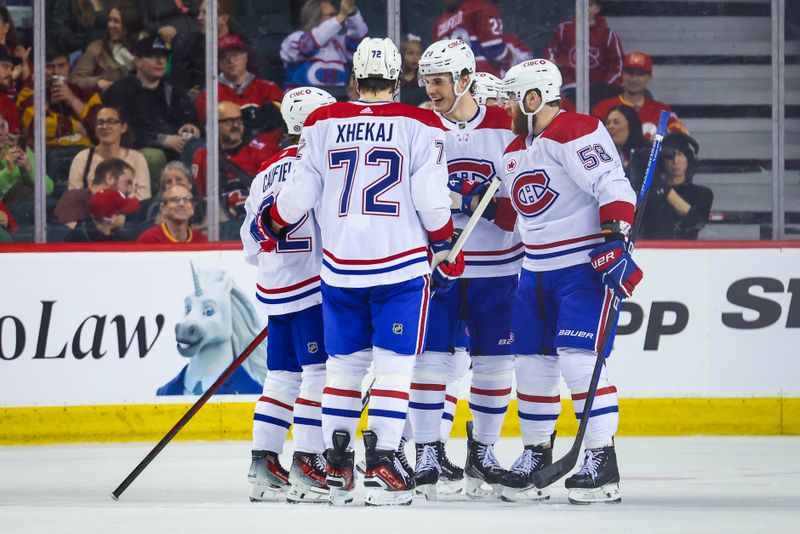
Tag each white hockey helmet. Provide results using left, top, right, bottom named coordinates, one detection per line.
left=502, top=58, right=562, bottom=116
left=352, top=37, right=402, bottom=80
left=418, top=38, right=476, bottom=82
left=281, top=86, right=336, bottom=134
left=472, top=72, right=503, bottom=106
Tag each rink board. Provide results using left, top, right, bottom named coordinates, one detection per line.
left=1, top=242, right=799, bottom=443
left=1, top=397, right=799, bottom=445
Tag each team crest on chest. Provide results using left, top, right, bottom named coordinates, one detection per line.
left=447, top=158, right=496, bottom=191
left=511, top=170, right=559, bottom=217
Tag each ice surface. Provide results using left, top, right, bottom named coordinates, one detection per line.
left=1, top=437, right=798, bottom=533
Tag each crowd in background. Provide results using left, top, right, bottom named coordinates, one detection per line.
left=0, top=0, right=713, bottom=244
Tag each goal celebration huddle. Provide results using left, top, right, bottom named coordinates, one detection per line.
left=242, top=35, right=647, bottom=507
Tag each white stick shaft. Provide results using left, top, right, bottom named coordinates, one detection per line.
left=447, top=177, right=503, bottom=261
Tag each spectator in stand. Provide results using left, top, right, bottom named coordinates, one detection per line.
left=54, top=156, right=136, bottom=228
left=172, top=0, right=248, bottom=102
left=46, top=0, right=108, bottom=59
left=641, top=133, right=713, bottom=240
left=137, top=183, right=206, bottom=242
left=604, top=104, right=650, bottom=193
left=0, top=198, right=16, bottom=242
left=136, top=0, right=200, bottom=48
left=432, top=0, right=512, bottom=77
left=160, top=160, right=195, bottom=192
left=196, top=33, right=283, bottom=143
left=70, top=2, right=144, bottom=93
left=66, top=186, right=140, bottom=242
left=103, top=35, right=200, bottom=172
left=140, top=160, right=198, bottom=225
left=191, top=101, right=278, bottom=221
left=67, top=106, right=151, bottom=199
left=0, top=48, right=21, bottom=135
left=0, top=112, right=53, bottom=214
left=592, top=51, right=687, bottom=141
left=504, top=32, right=533, bottom=69
left=280, top=0, right=368, bottom=88
left=0, top=6, right=30, bottom=86
left=398, top=33, right=428, bottom=106
left=545, top=0, right=624, bottom=107
left=18, top=43, right=103, bottom=149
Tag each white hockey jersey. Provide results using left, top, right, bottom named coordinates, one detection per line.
left=439, top=105, right=522, bottom=278
left=241, top=145, right=322, bottom=316
left=279, top=10, right=368, bottom=87
left=274, top=101, right=453, bottom=288
left=502, top=111, right=636, bottom=272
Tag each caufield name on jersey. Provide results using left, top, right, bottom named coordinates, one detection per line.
left=261, top=160, right=292, bottom=192
left=335, top=122, right=395, bottom=143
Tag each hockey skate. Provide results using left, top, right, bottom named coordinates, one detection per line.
left=248, top=450, right=290, bottom=502
left=325, top=430, right=355, bottom=506
left=499, top=432, right=555, bottom=502
left=286, top=451, right=329, bottom=504
left=413, top=442, right=441, bottom=500
left=436, top=441, right=464, bottom=495
left=565, top=445, right=622, bottom=504
left=356, top=437, right=413, bottom=479
left=362, top=430, right=415, bottom=506
left=464, top=422, right=508, bottom=499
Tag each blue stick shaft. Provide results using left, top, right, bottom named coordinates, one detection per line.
left=629, top=110, right=671, bottom=252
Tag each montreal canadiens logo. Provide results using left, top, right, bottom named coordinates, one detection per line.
left=511, top=170, right=559, bottom=217
left=447, top=158, right=495, bottom=192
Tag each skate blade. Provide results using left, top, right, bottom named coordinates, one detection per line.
left=414, top=483, right=438, bottom=501
left=436, top=477, right=464, bottom=495
left=249, top=482, right=288, bottom=502
left=286, top=482, right=329, bottom=504
left=436, top=478, right=464, bottom=495
left=567, top=482, right=622, bottom=505
left=328, top=487, right=354, bottom=507
left=500, top=485, right=550, bottom=503
left=465, top=476, right=502, bottom=499
left=365, top=487, right=414, bottom=506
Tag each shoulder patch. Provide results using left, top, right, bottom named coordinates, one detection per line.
left=504, top=135, right=527, bottom=155
left=539, top=112, right=600, bottom=144
left=257, top=146, right=297, bottom=174
left=304, top=101, right=445, bottom=130
left=478, top=106, right=512, bottom=131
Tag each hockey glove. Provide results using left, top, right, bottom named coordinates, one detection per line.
left=429, top=238, right=466, bottom=293
left=249, top=196, right=282, bottom=253
left=449, top=177, right=497, bottom=219
left=589, top=240, right=643, bottom=299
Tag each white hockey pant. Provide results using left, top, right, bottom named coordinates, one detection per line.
left=515, top=348, right=618, bottom=449
left=252, top=370, right=302, bottom=453
left=469, top=355, right=514, bottom=445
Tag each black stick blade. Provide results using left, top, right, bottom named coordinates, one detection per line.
left=532, top=447, right=580, bottom=489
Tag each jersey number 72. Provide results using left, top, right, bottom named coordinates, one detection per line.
left=329, top=147, right=403, bottom=217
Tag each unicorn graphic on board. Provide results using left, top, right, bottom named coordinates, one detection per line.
left=157, top=264, right=267, bottom=396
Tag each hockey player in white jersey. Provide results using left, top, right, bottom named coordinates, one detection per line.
left=499, top=59, right=643, bottom=504
left=252, top=37, right=465, bottom=507
left=241, top=86, right=336, bottom=503
left=413, top=39, right=521, bottom=500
